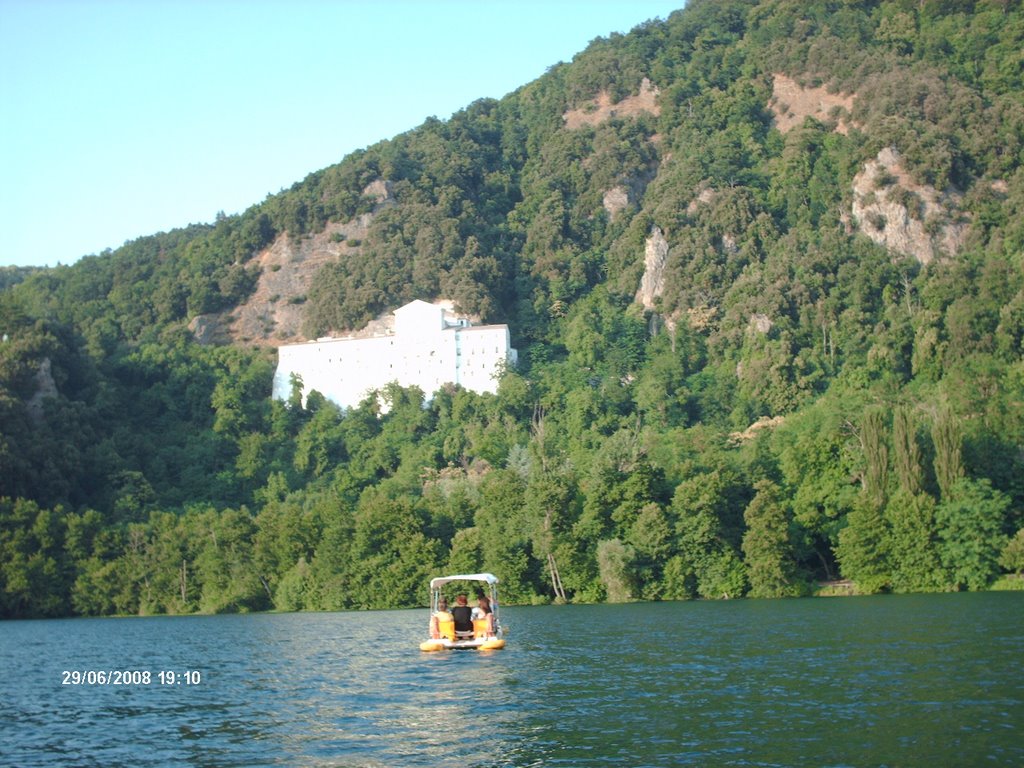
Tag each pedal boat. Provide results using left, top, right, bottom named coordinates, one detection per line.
left=419, top=573, right=506, bottom=651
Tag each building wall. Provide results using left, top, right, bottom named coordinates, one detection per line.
left=272, top=301, right=516, bottom=408
left=456, top=326, right=515, bottom=395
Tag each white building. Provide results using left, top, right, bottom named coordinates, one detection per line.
left=272, top=300, right=517, bottom=408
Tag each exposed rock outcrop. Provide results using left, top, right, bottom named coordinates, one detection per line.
left=26, top=357, right=57, bottom=424
left=563, top=77, right=661, bottom=129
left=188, top=314, right=230, bottom=346
left=635, top=226, right=669, bottom=311
left=768, top=76, right=970, bottom=264
left=729, top=415, right=786, bottom=445
left=189, top=176, right=405, bottom=348
left=749, top=313, right=773, bottom=335
left=191, top=213, right=376, bottom=347
left=602, top=186, right=631, bottom=220
left=768, top=73, right=857, bottom=134
left=851, top=147, right=969, bottom=264
left=686, top=186, right=717, bottom=216
left=362, top=179, right=395, bottom=210
left=602, top=165, right=657, bottom=221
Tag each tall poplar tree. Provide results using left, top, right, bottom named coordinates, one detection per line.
left=892, top=406, right=923, bottom=496
left=931, top=405, right=964, bottom=500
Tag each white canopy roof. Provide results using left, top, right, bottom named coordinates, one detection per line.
left=429, top=573, right=499, bottom=590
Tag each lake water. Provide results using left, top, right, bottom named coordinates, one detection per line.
left=2, top=593, right=1022, bottom=767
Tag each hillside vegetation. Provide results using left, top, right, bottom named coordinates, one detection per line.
left=3, top=0, right=1024, bottom=617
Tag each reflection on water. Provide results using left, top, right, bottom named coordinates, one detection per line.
left=508, top=595, right=1024, bottom=767
left=1, top=610, right=530, bottom=767
left=1, top=593, right=1022, bottom=767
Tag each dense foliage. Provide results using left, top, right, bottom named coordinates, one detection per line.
left=3, top=0, right=1024, bottom=617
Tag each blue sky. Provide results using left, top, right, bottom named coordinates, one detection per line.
left=0, top=1, right=683, bottom=268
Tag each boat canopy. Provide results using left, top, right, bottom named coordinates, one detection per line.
left=421, top=572, right=505, bottom=651
left=429, top=573, right=499, bottom=590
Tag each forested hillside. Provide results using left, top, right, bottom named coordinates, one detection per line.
left=3, top=0, right=1024, bottom=618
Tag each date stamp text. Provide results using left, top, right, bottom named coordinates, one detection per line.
left=62, top=670, right=202, bottom=686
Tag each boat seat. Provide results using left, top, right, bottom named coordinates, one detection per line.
left=437, top=619, right=455, bottom=641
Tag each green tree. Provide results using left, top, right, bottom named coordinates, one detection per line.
left=346, top=488, right=441, bottom=608
left=447, top=526, right=484, bottom=574
left=596, top=538, right=636, bottom=602
left=1000, top=529, right=1024, bottom=576
left=0, top=498, right=70, bottom=618
left=525, top=408, right=577, bottom=602
left=742, top=480, right=803, bottom=598
left=836, top=495, right=891, bottom=595
left=625, top=502, right=676, bottom=599
left=671, top=470, right=747, bottom=599
left=475, top=469, right=538, bottom=604
left=931, top=405, right=964, bottom=500
left=274, top=556, right=312, bottom=611
left=860, top=407, right=890, bottom=509
left=935, top=478, right=1009, bottom=590
left=192, top=507, right=269, bottom=614
left=885, top=489, right=944, bottom=593
left=892, top=406, right=924, bottom=496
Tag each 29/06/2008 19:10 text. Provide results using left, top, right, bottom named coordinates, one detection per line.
left=61, top=670, right=201, bottom=686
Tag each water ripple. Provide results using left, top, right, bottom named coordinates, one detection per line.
left=1, top=593, right=1022, bottom=766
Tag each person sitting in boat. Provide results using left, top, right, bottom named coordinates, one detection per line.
left=451, top=594, right=474, bottom=639
left=472, top=595, right=495, bottom=637
left=429, top=598, right=453, bottom=640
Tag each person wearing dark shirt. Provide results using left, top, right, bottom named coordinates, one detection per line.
left=451, top=594, right=473, bottom=638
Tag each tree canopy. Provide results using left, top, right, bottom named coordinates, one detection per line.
left=3, top=0, right=1024, bottom=617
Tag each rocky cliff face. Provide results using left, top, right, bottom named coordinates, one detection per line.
left=190, top=222, right=356, bottom=347
left=635, top=226, right=669, bottom=311
left=627, top=73, right=975, bottom=326
left=231, top=219, right=364, bottom=344
left=192, top=181, right=395, bottom=347
left=768, top=74, right=970, bottom=264
left=851, top=147, right=969, bottom=264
